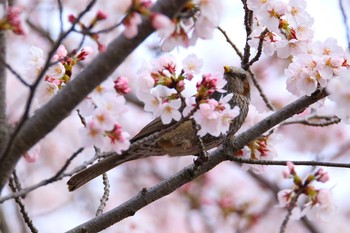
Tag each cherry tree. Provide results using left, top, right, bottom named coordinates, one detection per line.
left=0, top=0, right=350, bottom=232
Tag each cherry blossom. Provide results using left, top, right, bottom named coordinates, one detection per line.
left=36, top=81, right=59, bottom=105
left=303, top=189, right=336, bottom=222
left=326, top=69, right=350, bottom=121
left=104, top=124, right=131, bottom=154
left=159, top=99, right=182, bottom=124
left=193, top=96, right=239, bottom=137
left=157, top=0, right=223, bottom=51
left=277, top=189, right=293, bottom=207
left=182, top=54, right=203, bottom=79
left=93, top=107, right=116, bottom=131
left=27, top=46, right=45, bottom=76
left=47, top=62, right=66, bottom=80
left=80, top=118, right=106, bottom=148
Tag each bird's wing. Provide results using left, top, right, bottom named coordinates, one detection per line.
left=130, top=118, right=165, bottom=142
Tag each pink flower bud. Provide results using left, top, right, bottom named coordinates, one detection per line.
left=68, top=14, right=77, bottom=23
left=96, top=10, right=108, bottom=20
left=283, top=169, right=291, bottom=178
left=114, top=76, right=131, bottom=94
left=315, top=168, right=330, bottom=183
left=23, top=144, right=41, bottom=163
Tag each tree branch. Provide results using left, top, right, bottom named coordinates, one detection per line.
left=0, top=0, right=190, bottom=191
left=0, top=2, right=9, bottom=164
left=66, top=89, right=327, bottom=233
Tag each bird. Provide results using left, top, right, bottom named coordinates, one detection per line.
left=67, top=66, right=250, bottom=191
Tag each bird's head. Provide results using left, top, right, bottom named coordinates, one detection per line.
left=223, top=66, right=250, bottom=99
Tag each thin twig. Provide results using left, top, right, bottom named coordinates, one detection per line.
left=57, top=0, right=64, bottom=34
left=280, top=191, right=301, bottom=233
left=248, top=28, right=269, bottom=67
left=9, top=171, right=38, bottom=233
left=0, top=148, right=84, bottom=203
left=4, top=61, right=30, bottom=87
left=217, top=26, right=243, bottom=59
left=241, top=0, right=253, bottom=67
left=282, top=114, right=341, bottom=127
left=26, top=19, right=55, bottom=45
left=248, top=69, right=275, bottom=111
left=229, top=157, right=350, bottom=169
left=94, top=21, right=124, bottom=34
left=339, top=0, right=350, bottom=50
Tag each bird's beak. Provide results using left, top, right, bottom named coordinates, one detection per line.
left=224, top=66, right=231, bottom=74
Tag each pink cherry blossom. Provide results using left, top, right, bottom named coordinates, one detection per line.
left=193, top=96, right=239, bottom=137
left=277, top=189, right=292, bottom=207
left=182, top=54, right=203, bottom=78
left=258, top=1, right=288, bottom=32
left=93, top=107, right=115, bottom=131
left=304, top=189, right=336, bottom=221
left=80, top=118, right=105, bottom=148
left=36, top=81, right=59, bottom=105
left=104, top=124, right=131, bottom=154
left=47, top=62, right=65, bottom=79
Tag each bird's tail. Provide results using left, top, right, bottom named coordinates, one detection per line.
left=67, top=154, right=133, bottom=191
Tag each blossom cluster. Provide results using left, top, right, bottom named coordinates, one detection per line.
left=237, top=134, right=277, bottom=173
left=111, top=0, right=223, bottom=50
left=137, top=54, right=240, bottom=137
left=278, top=162, right=335, bottom=221
left=119, top=0, right=172, bottom=39
left=23, top=45, right=93, bottom=162
left=78, top=77, right=131, bottom=154
left=0, top=6, right=25, bottom=35
left=234, top=106, right=278, bottom=173
left=157, top=0, right=223, bottom=51
left=285, top=38, right=348, bottom=96
left=248, top=0, right=350, bottom=122
left=248, top=0, right=314, bottom=59
left=27, top=45, right=92, bottom=105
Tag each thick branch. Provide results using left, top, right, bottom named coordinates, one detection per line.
left=0, top=0, right=190, bottom=191
left=0, top=2, right=8, bottom=162
left=66, top=90, right=327, bottom=233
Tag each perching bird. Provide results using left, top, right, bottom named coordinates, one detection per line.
left=67, top=66, right=250, bottom=191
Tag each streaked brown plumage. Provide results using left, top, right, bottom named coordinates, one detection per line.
left=67, top=66, right=250, bottom=191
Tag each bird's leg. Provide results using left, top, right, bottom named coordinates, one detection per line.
left=192, top=121, right=209, bottom=168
